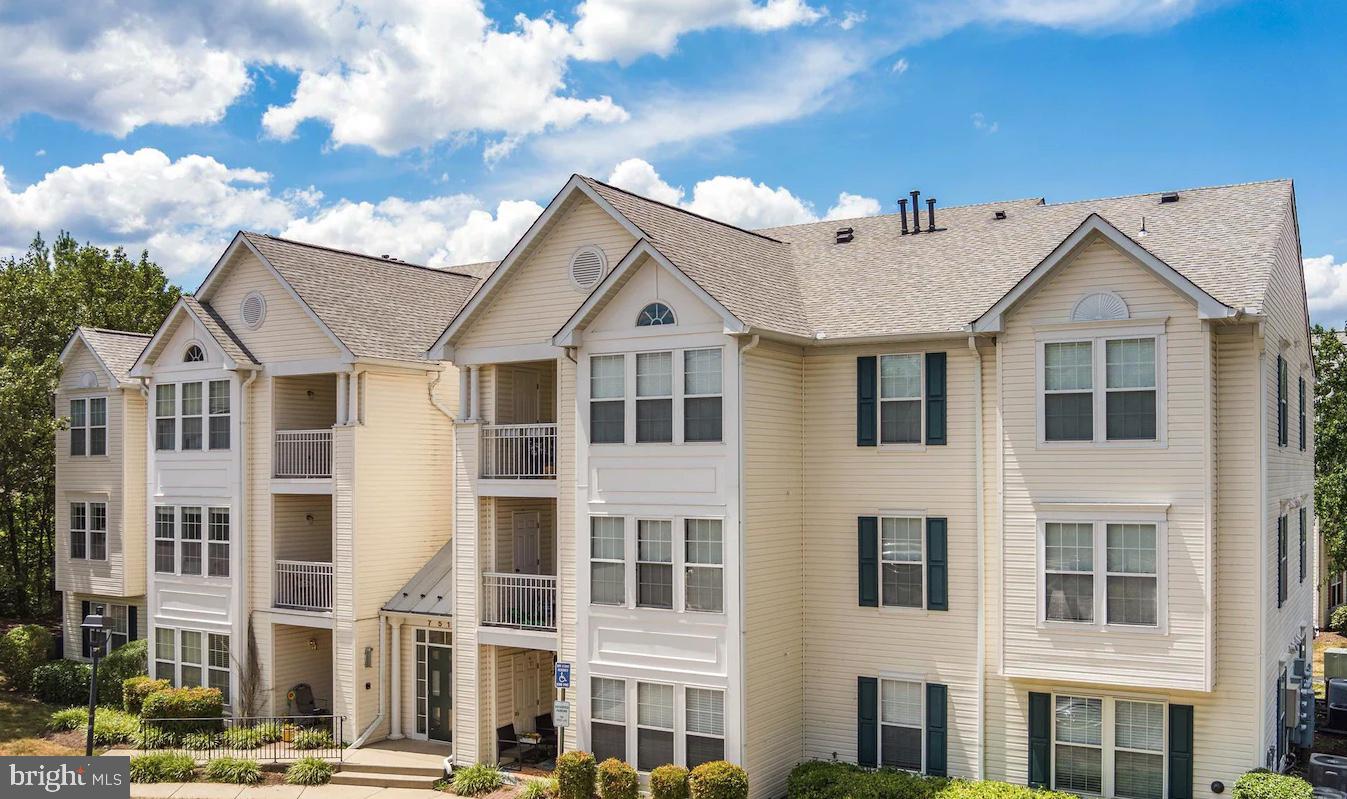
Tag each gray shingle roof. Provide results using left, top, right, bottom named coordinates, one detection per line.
left=581, top=177, right=1295, bottom=340
left=240, top=233, right=481, bottom=362
left=382, top=540, right=454, bottom=617
left=77, top=327, right=151, bottom=382
left=182, top=296, right=259, bottom=366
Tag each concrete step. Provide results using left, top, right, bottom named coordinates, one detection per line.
left=330, top=770, right=442, bottom=790
left=336, top=763, right=445, bottom=778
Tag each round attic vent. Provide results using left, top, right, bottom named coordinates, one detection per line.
left=79, top=371, right=99, bottom=389
left=1071, top=291, right=1129, bottom=322
left=240, top=292, right=267, bottom=329
left=569, top=246, right=606, bottom=291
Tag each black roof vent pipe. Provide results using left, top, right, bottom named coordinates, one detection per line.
left=926, top=198, right=937, bottom=232
left=897, top=198, right=909, bottom=235
left=910, top=190, right=921, bottom=234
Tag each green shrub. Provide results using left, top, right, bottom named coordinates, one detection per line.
left=181, top=731, right=219, bottom=750
left=48, top=707, right=88, bottom=732
left=141, top=686, right=224, bottom=735
left=520, top=778, right=559, bottom=799
left=203, top=757, right=263, bottom=785
left=92, top=707, right=140, bottom=746
left=123, top=675, right=171, bottom=714
left=555, top=751, right=597, bottom=799
left=689, top=761, right=748, bottom=799
left=129, top=753, right=196, bottom=783
left=293, top=728, right=334, bottom=750
left=452, top=763, right=504, bottom=796
left=285, top=757, right=334, bottom=786
left=651, top=765, right=690, bottom=799
left=1334, top=606, right=1347, bottom=636
left=220, top=726, right=264, bottom=750
left=785, top=763, right=1085, bottom=799
left=597, top=758, right=639, bottom=799
left=97, top=639, right=147, bottom=706
left=135, top=724, right=178, bottom=750
left=0, top=624, right=53, bottom=691
left=252, top=722, right=283, bottom=743
left=33, top=660, right=92, bottom=705
left=1233, top=771, right=1313, bottom=799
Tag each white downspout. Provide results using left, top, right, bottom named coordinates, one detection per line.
left=968, top=335, right=985, bottom=779
left=428, top=368, right=459, bottom=422
left=1257, top=342, right=1270, bottom=765
left=735, top=334, right=759, bottom=767
left=350, top=614, right=387, bottom=748
left=237, top=368, right=258, bottom=715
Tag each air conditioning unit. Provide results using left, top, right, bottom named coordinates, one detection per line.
left=1313, top=787, right=1347, bottom=799
left=1310, top=754, right=1347, bottom=792
left=1329, top=679, right=1347, bottom=734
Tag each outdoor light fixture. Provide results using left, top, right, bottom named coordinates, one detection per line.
left=80, top=613, right=109, bottom=757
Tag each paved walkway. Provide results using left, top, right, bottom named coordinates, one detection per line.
left=131, top=786, right=447, bottom=799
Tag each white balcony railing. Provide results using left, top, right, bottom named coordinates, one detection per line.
left=274, top=430, right=332, bottom=478
left=480, top=423, right=556, bottom=480
left=481, top=572, right=557, bottom=631
left=275, top=560, right=334, bottom=612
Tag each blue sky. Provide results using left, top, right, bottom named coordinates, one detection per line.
left=1, top=0, right=1344, bottom=321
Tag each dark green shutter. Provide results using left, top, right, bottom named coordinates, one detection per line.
left=1278, top=516, right=1287, bottom=608
left=1300, top=508, right=1308, bottom=583
left=925, top=352, right=947, bottom=445
left=1168, top=705, right=1194, bottom=799
left=858, top=676, right=878, bottom=768
left=1277, top=355, right=1287, bottom=446
left=128, top=605, right=138, bottom=642
left=859, top=517, right=879, bottom=608
left=1028, top=692, right=1051, bottom=788
left=857, top=356, right=877, bottom=447
left=80, top=600, right=91, bottom=658
left=926, top=683, right=947, bottom=776
left=926, top=517, right=948, bottom=611
left=1300, top=376, right=1307, bottom=451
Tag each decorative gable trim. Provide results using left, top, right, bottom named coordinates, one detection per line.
left=427, top=175, right=648, bottom=359
left=971, top=213, right=1236, bottom=333
left=59, top=330, right=130, bottom=387
left=129, top=298, right=250, bottom=376
left=552, top=239, right=747, bottom=347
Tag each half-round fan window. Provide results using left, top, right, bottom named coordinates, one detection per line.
left=636, top=302, right=676, bottom=327
left=184, top=345, right=206, bottom=363
left=240, top=292, right=267, bottom=329
left=1071, top=291, right=1129, bottom=322
left=569, top=246, right=606, bottom=291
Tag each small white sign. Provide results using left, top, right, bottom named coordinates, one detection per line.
left=553, top=700, right=572, bottom=728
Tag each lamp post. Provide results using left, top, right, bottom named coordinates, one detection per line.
left=80, top=614, right=108, bottom=757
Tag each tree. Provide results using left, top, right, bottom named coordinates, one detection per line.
left=1315, top=324, right=1347, bottom=573
left=0, top=232, right=179, bottom=618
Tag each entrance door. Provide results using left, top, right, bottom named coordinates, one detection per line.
left=513, top=652, right=540, bottom=733
left=513, top=511, right=541, bottom=574
left=513, top=368, right=540, bottom=423
left=427, top=646, right=453, bottom=742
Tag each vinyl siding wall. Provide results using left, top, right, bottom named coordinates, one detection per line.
left=272, top=624, right=334, bottom=715
left=207, top=250, right=343, bottom=362
left=742, top=340, right=805, bottom=798
left=62, top=593, right=146, bottom=661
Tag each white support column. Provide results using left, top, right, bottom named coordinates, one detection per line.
left=346, top=370, right=360, bottom=425
left=459, top=367, right=471, bottom=422
left=388, top=618, right=403, bottom=739
left=336, top=373, right=348, bottom=426
left=469, top=366, right=481, bottom=423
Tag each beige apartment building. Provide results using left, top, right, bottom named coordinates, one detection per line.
left=56, top=176, right=1314, bottom=799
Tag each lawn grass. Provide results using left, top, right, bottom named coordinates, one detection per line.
left=0, top=689, right=93, bottom=756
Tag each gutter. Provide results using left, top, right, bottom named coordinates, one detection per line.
left=427, top=367, right=458, bottom=422
left=1257, top=342, right=1269, bottom=766
left=968, top=335, right=986, bottom=779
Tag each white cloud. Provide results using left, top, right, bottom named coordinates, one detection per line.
left=838, top=10, right=867, bottom=30
left=1305, top=254, right=1347, bottom=323
left=972, top=111, right=1000, bottom=134
left=971, top=0, right=1203, bottom=29
left=573, top=0, right=824, bottom=62
left=605, top=157, right=881, bottom=230
left=891, top=57, right=910, bottom=74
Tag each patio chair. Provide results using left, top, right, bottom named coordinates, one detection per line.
left=289, top=683, right=329, bottom=727
left=497, top=724, right=524, bottom=768
left=535, top=713, right=557, bottom=758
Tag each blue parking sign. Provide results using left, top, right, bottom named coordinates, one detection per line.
left=554, top=661, right=572, bottom=689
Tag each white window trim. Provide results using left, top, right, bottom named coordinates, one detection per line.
left=68, top=396, right=109, bottom=458
left=589, top=674, right=727, bottom=774
left=68, top=498, right=109, bottom=562
left=1050, top=692, right=1168, bottom=799
left=589, top=513, right=726, bottom=616
left=153, top=504, right=232, bottom=581
left=877, top=674, right=926, bottom=773
left=1036, top=512, right=1168, bottom=635
left=154, top=626, right=230, bottom=705
left=635, top=680, right=677, bottom=769
left=155, top=379, right=232, bottom=452
left=1035, top=323, right=1168, bottom=449
left=586, top=346, right=725, bottom=446
left=683, top=683, right=728, bottom=767
left=635, top=518, right=675, bottom=611
left=207, top=380, right=231, bottom=450
left=877, top=353, right=926, bottom=449
left=878, top=515, right=926, bottom=611
left=589, top=515, right=627, bottom=607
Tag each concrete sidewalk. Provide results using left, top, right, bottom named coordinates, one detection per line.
left=131, top=785, right=448, bottom=799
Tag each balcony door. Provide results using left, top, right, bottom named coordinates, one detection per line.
left=513, top=511, right=541, bottom=575
left=513, top=368, right=540, bottom=423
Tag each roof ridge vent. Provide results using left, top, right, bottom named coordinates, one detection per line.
left=835, top=227, right=854, bottom=244
left=1159, top=191, right=1180, bottom=204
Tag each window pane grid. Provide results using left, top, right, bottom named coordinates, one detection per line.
left=89, top=502, right=107, bottom=560
left=1054, top=696, right=1103, bottom=794
left=684, top=349, right=722, bottom=396
left=180, top=507, right=203, bottom=575
left=207, top=508, right=230, bottom=577
left=637, top=682, right=674, bottom=729
left=685, top=519, right=723, bottom=613
left=591, top=677, right=625, bottom=722
left=1106, top=524, right=1158, bottom=626
left=70, top=502, right=87, bottom=559
left=155, top=507, right=175, bottom=573
left=591, top=517, right=625, bottom=606
left=881, top=517, right=923, bottom=608
left=637, top=520, right=673, bottom=609
left=686, top=687, right=725, bottom=736
left=635, top=352, right=673, bottom=443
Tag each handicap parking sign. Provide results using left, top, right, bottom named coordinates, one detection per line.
left=554, top=661, right=572, bottom=689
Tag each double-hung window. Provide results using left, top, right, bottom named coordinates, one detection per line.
left=154, top=507, right=175, bottom=573
left=155, top=628, right=174, bottom=683
left=637, top=520, right=674, bottom=609
left=1053, top=696, right=1165, bottom=799
left=636, top=352, right=674, bottom=443
left=209, top=381, right=230, bottom=449
left=591, top=677, right=627, bottom=763
left=180, top=630, right=204, bottom=687
left=880, top=517, right=923, bottom=608
left=880, top=678, right=923, bottom=770
left=636, top=682, right=675, bottom=771
left=879, top=354, right=923, bottom=444
left=155, top=385, right=176, bottom=450
left=69, top=501, right=106, bottom=560
left=179, top=507, right=203, bottom=575
left=1043, top=520, right=1161, bottom=629
left=684, top=349, right=723, bottom=442
left=591, top=517, right=626, bottom=605
left=1042, top=335, right=1161, bottom=443
left=69, top=397, right=107, bottom=456
left=208, top=508, right=230, bottom=577
left=590, top=355, right=625, bottom=444
left=684, top=519, right=724, bottom=613
left=208, top=633, right=231, bottom=703
left=686, top=687, right=726, bottom=768
left=70, top=399, right=87, bottom=456
left=181, top=382, right=204, bottom=450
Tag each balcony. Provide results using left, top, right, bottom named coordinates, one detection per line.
left=481, top=572, right=557, bottom=632
left=480, top=424, right=556, bottom=480
left=275, top=560, right=334, bottom=612
left=275, top=430, right=332, bottom=479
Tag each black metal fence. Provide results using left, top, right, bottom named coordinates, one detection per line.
left=137, top=715, right=345, bottom=763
